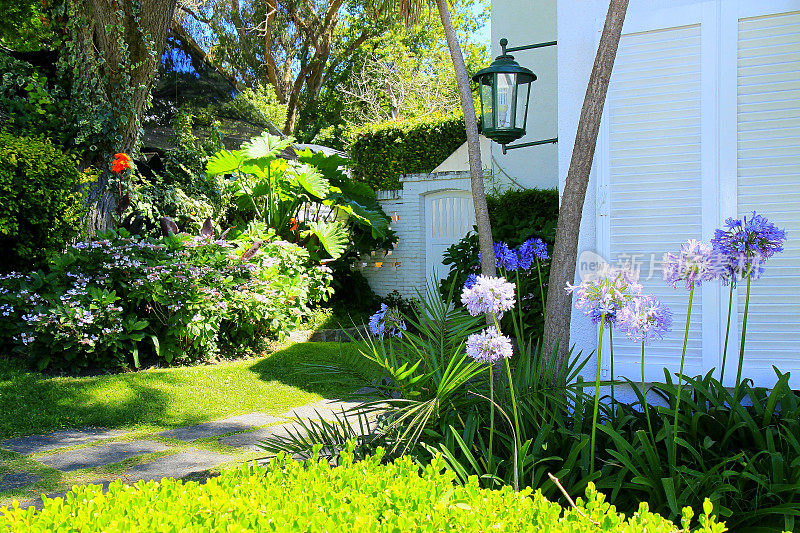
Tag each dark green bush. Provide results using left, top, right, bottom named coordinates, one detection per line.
left=0, top=447, right=724, bottom=532
left=347, top=113, right=467, bottom=190
left=0, top=132, right=86, bottom=272
left=486, top=187, right=560, bottom=246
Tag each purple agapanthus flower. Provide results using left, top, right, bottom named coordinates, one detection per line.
left=466, top=326, right=513, bottom=363
left=463, top=273, right=478, bottom=290
left=461, top=275, right=516, bottom=317
left=617, top=294, right=672, bottom=344
left=517, top=238, right=549, bottom=270
left=662, top=239, right=721, bottom=290
left=368, top=303, right=406, bottom=340
left=494, top=242, right=518, bottom=271
left=711, top=212, right=787, bottom=286
left=566, top=265, right=642, bottom=327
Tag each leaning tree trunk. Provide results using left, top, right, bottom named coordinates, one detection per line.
left=543, top=0, right=629, bottom=371
left=68, top=0, right=177, bottom=232
left=435, top=0, right=495, bottom=277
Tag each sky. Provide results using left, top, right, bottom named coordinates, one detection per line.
left=473, top=2, right=492, bottom=48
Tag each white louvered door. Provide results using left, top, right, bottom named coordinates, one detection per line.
left=599, top=14, right=710, bottom=382
left=733, top=8, right=800, bottom=386
left=599, top=1, right=800, bottom=388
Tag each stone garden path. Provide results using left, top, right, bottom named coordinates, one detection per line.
left=0, top=395, right=367, bottom=510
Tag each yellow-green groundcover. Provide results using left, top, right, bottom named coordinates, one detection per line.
left=0, top=447, right=726, bottom=532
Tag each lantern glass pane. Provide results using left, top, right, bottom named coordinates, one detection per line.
left=515, top=81, right=530, bottom=129
left=496, top=73, right=515, bottom=129
left=480, top=79, right=493, bottom=130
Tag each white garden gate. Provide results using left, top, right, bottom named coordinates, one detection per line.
left=359, top=171, right=474, bottom=299
left=425, top=190, right=476, bottom=282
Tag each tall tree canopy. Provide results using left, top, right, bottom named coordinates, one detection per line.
left=170, top=0, right=487, bottom=136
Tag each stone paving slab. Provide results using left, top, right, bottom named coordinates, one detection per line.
left=283, top=400, right=363, bottom=421
left=157, top=412, right=281, bottom=442
left=123, top=449, right=233, bottom=483
left=0, top=472, right=41, bottom=492
left=1, top=428, right=127, bottom=455
left=218, top=424, right=304, bottom=452
left=37, top=440, right=170, bottom=472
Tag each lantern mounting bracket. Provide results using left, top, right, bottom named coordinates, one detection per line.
left=501, top=136, right=558, bottom=154
left=500, top=38, right=557, bottom=55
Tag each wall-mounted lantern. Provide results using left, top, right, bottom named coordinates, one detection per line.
left=473, top=38, right=558, bottom=153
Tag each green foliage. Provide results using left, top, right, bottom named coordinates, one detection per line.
left=440, top=188, right=560, bottom=338
left=115, top=113, right=228, bottom=234
left=347, top=113, right=468, bottom=190
left=0, top=53, right=71, bottom=144
left=207, top=132, right=394, bottom=262
left=266, top=278, right=800, bottom=531
left=0, top=230, right=332, bottom=372
left=0, top=446, right=723, bottom=533
left=487, top=188, right=560, bottom=246
left=0, top=132, right=87, bottom=272
left=0, top=0, right=58, bottom=51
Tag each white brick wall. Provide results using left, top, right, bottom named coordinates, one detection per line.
left=359, top=172, right=473, bottom=299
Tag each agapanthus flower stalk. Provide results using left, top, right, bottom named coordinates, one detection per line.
left=662, top=239, right=715, bottom=459
left=617, top=294, right=672, bottom=443
left=711, top=212, right=786, bottom=385
left=566, top=265, right=641, bottom=473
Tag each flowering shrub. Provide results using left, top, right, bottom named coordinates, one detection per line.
left=0, top=230, right=332, bottom=371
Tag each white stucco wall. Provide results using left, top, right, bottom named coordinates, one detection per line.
left=431, top=135, right=492, bottom=173
left=490, top=0, right=559, bottom=190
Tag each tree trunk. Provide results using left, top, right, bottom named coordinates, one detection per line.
left=543, top=0, right=629, bottom=370
left=70, top=0, right=177, bottom=232
left=435, top=0, right=495, bottom=277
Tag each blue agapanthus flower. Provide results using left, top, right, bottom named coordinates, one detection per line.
left=566, top=265, right=642, bottom=327
left=463, top=273, right=478, bottom=291
left=711, top=212, right=787, bottom=285
left=517, top=238, right=549, bottom=270
left=494, top=242, right=518, bottom=271
left=662, top=239, right=720, bottom=290
left=368, top=303, right=406, bottom=340
left=617, top=294, right=672, bottom=344
left=461, top=275, right=516, bottom=317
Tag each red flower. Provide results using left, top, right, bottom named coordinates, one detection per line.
left=290, top=217, right=298, bottom=232
left=111, top=153, right=132, bottom=173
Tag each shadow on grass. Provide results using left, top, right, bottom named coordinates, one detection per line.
left=0, top=342, right=382, bottom=441
left=247, top=342, right=377, bottom=399
left=0, top=360, right=178, bottom=440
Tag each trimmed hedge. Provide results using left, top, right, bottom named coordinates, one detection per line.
left=0, top=132, right=86, bottom=271
left=0, top=448, right=725, bottom=532
left=347, top=113, right=467, bottom=190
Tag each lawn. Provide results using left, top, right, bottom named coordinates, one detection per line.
left=0, top=342, right=373, bottom=440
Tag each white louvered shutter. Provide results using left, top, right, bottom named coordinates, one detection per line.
left=605, top=24, right=705, bottom=381
left=736, top=10, right=800, bottom=384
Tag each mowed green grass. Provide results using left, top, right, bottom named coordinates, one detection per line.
left=0, top=342, right=375, bottom=440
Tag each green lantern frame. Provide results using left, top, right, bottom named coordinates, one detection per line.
left=473, top=38, right=559, bottom=153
